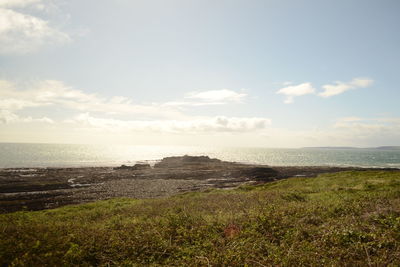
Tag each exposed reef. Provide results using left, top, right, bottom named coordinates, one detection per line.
left=1, top=156, right=398, bottom=213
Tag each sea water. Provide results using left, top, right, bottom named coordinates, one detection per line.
left=0, top=143, right=400, bottom=168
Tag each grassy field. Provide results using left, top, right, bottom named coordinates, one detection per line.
left=1, top=171, right=400, bottom=266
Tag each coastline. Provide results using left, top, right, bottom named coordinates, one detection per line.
left=1, top=155, right=399, bottom=213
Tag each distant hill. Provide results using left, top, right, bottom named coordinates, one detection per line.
left=374, top=146, right=400, bottom=150
left=301, top=147, right=357, bottom=150
left=301, top=146, right=400, bottom=150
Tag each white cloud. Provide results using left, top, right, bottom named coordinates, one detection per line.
left=323, top=117, right=400, bottom=147
left=0, top=0, right=42, bottom=8
left=0, top=82, right=248, bottom=116
left=0, top=80, right=183, bottom=118
left=0, top=109, right=18, bottom=123
left=332, top=117, right=365, bottom=128
left=333, top=116, right=399, bottom=132
left=162, top=101, right=225, bottom=107
left=0, top=98, right=44, bottom=110
left=319, top=78, right=373, bottom=98
left=0, top=1, right=70, bottom=54
left=276, top=82, right=315, bottom=104
left=336, top=116, right=363, bottom=122
left=277, top=78, right=373, bottom=103
left=0, top=109, right=53, bottom=124
left=263, top=116, right=400, bottom=148
left=0, top=80, right=47, bottom=109
left=0, top=80, right=268, bottom=137
left=160, top=89, right=247, bottom=107
left=186, top=89, right=247, bottom=103
left=71, top=113, right=271, bottom=134
left=350, top=78, right=374, bottom=88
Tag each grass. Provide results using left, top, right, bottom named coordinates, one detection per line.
left=1, top=171, right=400, bottom=266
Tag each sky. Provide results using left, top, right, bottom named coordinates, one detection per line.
left=0, top=0, right=399, bottom=147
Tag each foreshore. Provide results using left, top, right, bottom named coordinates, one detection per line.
left=1, top=155, right=399, bottom=213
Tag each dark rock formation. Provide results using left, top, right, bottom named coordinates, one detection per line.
left=114, top=165, right=130, bottom=170
left=238, top=167, right=280, bottom=181
left=132, top=163, right=151, bottom=170
left=154, top=155, right=221, bottom=168
left=114, top=163, right=151, bottom=170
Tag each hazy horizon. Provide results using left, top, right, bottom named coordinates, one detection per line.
left=1, top=141, right=400, bottom=150
left=1, top=142, right=400, bottom=168
left=1, top=0, right=399, bottom=148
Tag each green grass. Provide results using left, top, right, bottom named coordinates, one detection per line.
left=1, top=171, right=400, bottom=266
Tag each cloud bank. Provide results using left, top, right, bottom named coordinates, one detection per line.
left=0, top=79, right=271, bottom=135
left=0, top=80, right=182, bottom=118
left=0, top=109, right=53, bottom=124
left=2, top=77, right=392, bottom=147
left=71, top=113, right=271, bottom=134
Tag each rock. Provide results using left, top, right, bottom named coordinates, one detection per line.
left=132, top=163, right=151, bottom=170
left=114, top=165, right=131, bottom=170
left=114, top=163, right=151, bottom=170
left=238, top=167, right=279, bottom=181
left=154, top=155, right=221, bottom=168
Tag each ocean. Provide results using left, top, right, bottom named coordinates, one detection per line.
left=0, top=143, right=400, bottom=168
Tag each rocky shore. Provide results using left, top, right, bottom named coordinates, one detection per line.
left=1, top=155, right=398, bottom=213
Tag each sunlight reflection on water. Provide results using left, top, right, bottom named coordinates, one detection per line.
left=0, top=143, right=400, bottom=168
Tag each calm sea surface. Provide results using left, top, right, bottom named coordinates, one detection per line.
left=0, top=143, right=400, bottom=168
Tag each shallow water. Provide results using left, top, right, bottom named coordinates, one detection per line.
left=0, top=143, right=400, bottom=168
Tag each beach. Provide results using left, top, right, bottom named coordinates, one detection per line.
left=1, top=155, right=398, bottom=213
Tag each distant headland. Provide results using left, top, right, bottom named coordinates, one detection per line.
left=302, top=146, right=400, bottom=150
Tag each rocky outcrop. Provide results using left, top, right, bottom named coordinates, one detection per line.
left=238, top=167, right=279, bottom=181
left=154, top=155, right=221, bottom=168
left=114, top=163, right=151, bottom=170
